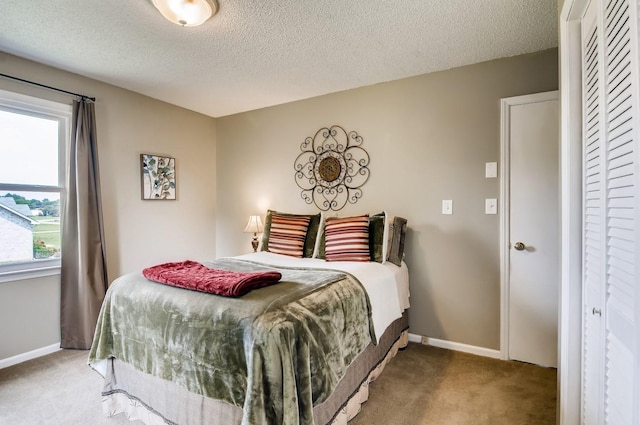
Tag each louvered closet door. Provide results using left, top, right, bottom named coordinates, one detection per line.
left=602, top=0, right=638, bottom=424
left=580, top=0, right=640, bottom=424
left=581, top=2, right=606, bottom=424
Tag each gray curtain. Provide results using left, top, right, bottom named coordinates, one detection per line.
left=60, top=99, right=108, bottom=349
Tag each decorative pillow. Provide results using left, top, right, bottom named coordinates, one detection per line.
left=324, top=215, right=371, bottom=262
left=385, top=216, right=408, bottom=266
left=312, top=214, right=327, bottom=259
left=313, top=220, right=327, bottom=260
left=266, top=214, right=311, bottom=257
left=314, top=212, right=386, bottom=261
left=369, top=211, right=387, bottom=263
left=260, top=210, right=321, bottom=258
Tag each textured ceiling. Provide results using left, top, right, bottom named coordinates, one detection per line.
left=0, top=0, right=558, bottom=117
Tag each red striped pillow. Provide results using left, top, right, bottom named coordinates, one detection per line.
left=267, top=214, right=311, bottom=257
left=324, top=215, right=371, bottom=262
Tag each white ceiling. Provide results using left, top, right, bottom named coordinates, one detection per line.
left=0, top=0, right=558, bottom=118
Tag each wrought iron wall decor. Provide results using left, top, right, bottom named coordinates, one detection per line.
left=294, top=125, right=370, bottom=211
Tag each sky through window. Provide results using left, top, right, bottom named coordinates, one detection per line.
left=0, top=109, right=59, bottom=198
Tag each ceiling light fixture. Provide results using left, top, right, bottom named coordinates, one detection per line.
left=151, top=0, right=218, bottom=27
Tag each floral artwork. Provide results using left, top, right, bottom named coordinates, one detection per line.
left=141, top=154, right=176, bottom=200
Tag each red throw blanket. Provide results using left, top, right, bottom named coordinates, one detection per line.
left=142, top=260, right=282, bottom=297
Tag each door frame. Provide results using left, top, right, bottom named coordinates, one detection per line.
left=559, top=1, right=590, bottom=424
left=499, top=91, right=560, bottom=364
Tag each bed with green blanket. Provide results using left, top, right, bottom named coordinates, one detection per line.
left=89, top=252, right=410, bottom=425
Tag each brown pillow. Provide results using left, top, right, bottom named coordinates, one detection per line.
left=385, top=216, right=408, bottom=266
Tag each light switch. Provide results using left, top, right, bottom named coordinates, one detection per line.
left=485, top=198, right=498, bottom=214
left=485, top=162, right=498, bottom=178
left=442, top=200, right=453, bottom=215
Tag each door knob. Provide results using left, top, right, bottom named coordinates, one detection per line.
left=514, top=242, right=526, bottom=251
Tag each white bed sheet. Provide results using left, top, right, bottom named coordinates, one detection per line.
left=235, top=252, right=410, bottom=343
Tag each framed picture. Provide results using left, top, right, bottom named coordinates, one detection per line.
left=140, top=154, right=176, bottom=200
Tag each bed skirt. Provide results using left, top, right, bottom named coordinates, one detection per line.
left=100, top=310, right=409, bottom=425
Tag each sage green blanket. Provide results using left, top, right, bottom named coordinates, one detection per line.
left=88, top=258, right=374, bottom=425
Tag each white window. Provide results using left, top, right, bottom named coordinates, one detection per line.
left=0, top=89, right=71, bottom=282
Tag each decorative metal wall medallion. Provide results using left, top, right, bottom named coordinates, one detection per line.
left=294, top=125, right=370, bottom=211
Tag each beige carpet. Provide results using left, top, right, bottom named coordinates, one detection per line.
left=0, top=343, right=556, bottom=425
left=350, top=343, right=556, bottom=425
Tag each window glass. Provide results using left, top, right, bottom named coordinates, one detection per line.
left=0, top=110, right=59, bottom=186
left=0, top=90, right=69, bottom=272
left=0, top=191, right=61, bottom=263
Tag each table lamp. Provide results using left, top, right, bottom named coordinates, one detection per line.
left=243, top=215, right=264, bottom=252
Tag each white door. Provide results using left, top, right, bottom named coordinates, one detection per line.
left=562, top=0, right=640, bottom=423
left=578, top=0, right=640, bottom=423
left=502, top=92, right=559, bottom=368
left=580, top=1, right=606, bottom=422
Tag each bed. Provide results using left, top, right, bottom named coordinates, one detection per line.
left=88, top=211, right=410, bottom=425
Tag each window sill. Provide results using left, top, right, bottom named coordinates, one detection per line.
left=0, top=259, right=61, bottom=283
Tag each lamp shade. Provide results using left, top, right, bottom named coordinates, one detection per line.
left=244, top=215, right=264, bottom=234
left=151, top=0, right=218, bottom=26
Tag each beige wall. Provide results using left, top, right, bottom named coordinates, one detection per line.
left=216, top=49, right=559, bottom=350
left=0, top=48, right=558, bottom=360
left=0, top=52, right=217, bottom=361
left=0, top=275, right=60, bottom=360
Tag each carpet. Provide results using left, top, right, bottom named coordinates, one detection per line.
left=0, top=343, right=556, bottom=425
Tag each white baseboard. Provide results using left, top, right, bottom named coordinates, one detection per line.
left=408, top=333, right=422, bottom=343
left=408, top=333, right=501, bottom=359
left=0, top=343, right=61, bottom=369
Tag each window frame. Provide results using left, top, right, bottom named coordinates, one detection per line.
left=0, top=89, right=71, bottom=283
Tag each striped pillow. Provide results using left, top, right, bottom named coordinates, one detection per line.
left=267, top=214, right=311, bottom=257
left=324, top=215, right=371, bottom=262
left=259, top=210, right=321, bottom=258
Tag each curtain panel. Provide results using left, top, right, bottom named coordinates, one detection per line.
left=60, top=99, right=108, bottom=349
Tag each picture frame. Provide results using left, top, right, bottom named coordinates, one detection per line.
left=140, top=154, right=176, bottom=200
